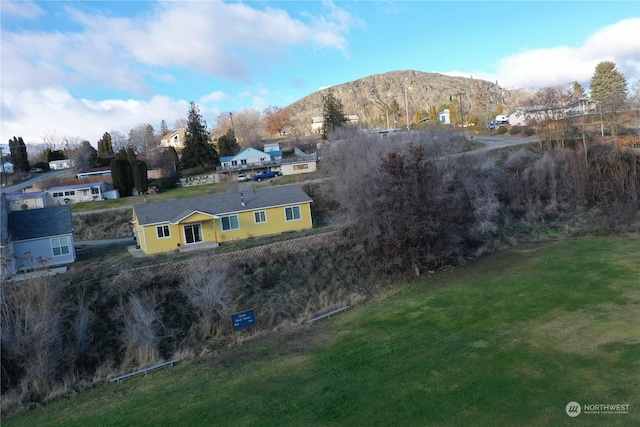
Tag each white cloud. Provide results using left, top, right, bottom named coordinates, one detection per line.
left=0, top=0, right=43, bottom=18
left=200, top=91, right=230, bottom=104
left=0, top=1, right=355, bottom=145
left=494, top=18, right=640, bottom=89
left=0, top=87, right=197, bottom=144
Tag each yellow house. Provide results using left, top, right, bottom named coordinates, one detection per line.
left=131, top=185, right=313, bottom=255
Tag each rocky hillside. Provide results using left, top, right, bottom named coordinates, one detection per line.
left=284, top=70, right=531, bottom=131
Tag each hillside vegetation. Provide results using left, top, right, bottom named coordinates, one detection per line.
left=284, top=70, right=530, bottom=130
left=4, top=234, right=639, bottom=426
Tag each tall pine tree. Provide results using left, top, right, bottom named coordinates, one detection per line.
left=181, top=102, right=219, bottom=169
left=8, top=136, right=29, bottom=172
left=590, top=61, right=628, bottom=143
left=322, top=89, right=347, bottom=139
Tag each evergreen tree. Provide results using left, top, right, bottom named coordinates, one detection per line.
left=321, top=89, right=347, bottom=139
left=160, top=120, right=169, bottom=136
left=590, top=61, right=628, bottom=143
left=132, top=160, right=148, bottom=194
left=8, top=136, right=30, bottom=172
left=110, top=157, right=134, bottom=197
left=571, top=81, right=586, bottom=99
left=429, top=105, right=437, bottom=123
left=217, top=129, right=240, bottom=157
left=590, top=61, right=627, bottom=103
left=181, top=102, right=219, bottom=169
left=97, top=132, right=114, bottom=163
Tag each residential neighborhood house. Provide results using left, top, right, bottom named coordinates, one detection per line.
left=1, top=160, right=14, bottom=174
left=160, top=128, right=186, bottom=150
left=310, top=115, right=360, bottom=134
left=1, top=197, right=76, bottom=277
left=131, top=185, right=313, bottom=255
left=49, top=159, right=73, bottom=170
left=217, top=146, right=318, bottom=179
left=5, top=191, right=49, bottom=211
left=46, top=181, right=113, bottom=205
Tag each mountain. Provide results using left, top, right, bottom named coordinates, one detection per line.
left=284, top=70, right=530, bottom=130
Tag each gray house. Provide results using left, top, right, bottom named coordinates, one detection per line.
left=1, top=201, right=76, bottom=276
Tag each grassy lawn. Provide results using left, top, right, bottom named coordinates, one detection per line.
left=5, top=235, right=639, bottom=426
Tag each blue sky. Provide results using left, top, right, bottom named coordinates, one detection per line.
left=1, top=1, right=639, bottom=146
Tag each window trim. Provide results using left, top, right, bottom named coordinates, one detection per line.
left=285, top=205, right=301, bottom=222
left=254, top=210, right=267, bottom=224
left=51, top=236, right=70, bottom=257
left=156, top=224, right=171, bottom=239
left=221, top=215, right=240, bottom=231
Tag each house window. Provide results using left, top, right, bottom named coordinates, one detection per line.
left=254, top=211, right=266, bottom=224
left=231, top=160, right=238, bottom=166
left=184, top=224, right=202, bottom=244
left=91, top=187, right=100, bottom=195
left=241, top=159, right=247, bottom=165
left=156, top=225, right=170, bottom=238
left=64, top=190, right=75, bottom=196
left=53, top=192, right=63, bottom=197
left=221, top=215, right=239, bottom=231
left=51, top=236, right=70, bottom=256
left=285, top=206, right=301, bottom=221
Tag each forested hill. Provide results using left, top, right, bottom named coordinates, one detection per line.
left=284, top=70, right=530, bottom=129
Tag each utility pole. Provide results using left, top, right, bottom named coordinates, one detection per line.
left=404, top=84, right=410, bottom=131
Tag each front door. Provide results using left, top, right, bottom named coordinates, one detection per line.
left=184, top=223, right=203, bottom=244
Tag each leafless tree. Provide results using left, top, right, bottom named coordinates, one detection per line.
left=233, top=108, right=264, bottom=148
left=109, top=130, right=129, bottom=152
left=1, top=278, right=64, bottom=397
left=181, top=266, right=231, bottom=339
left=117, top=293, right=161, bottom=368
left=522, top=86, right=571, bottom=148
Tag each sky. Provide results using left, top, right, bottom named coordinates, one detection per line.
left=1, top=0, right=639, bottom=147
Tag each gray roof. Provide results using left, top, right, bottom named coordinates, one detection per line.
left=134, top=184, right=313, bottom=226
left=6, top=205, right=74, bottom=242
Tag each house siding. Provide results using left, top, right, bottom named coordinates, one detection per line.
left=133, top=203, right=312, bottom=254
left=9, top=234, right=76, bottom=274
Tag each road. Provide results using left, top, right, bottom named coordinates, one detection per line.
left=468, top=135, right=539, bottom=151
left=0, top=169, right=68, bottom=194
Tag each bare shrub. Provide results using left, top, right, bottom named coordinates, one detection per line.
left=180, top=266, right=231, bottom=339
left=117, top=293, right=162, bottom=369
left=1, top=277, right=64, bottom=399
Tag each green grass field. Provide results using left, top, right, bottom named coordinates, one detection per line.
left=5, top=235, right=639, bottom=426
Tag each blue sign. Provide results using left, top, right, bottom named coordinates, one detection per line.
left=231, top=309, right=256, bottom=331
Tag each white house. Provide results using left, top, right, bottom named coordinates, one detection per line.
left=46, top=182, right=110, bottom=205
left=49, top=159, right=73, bottom=170
left=1, top=160, right=14, bottom=174
left=437, top=109, right=451, bottom=125
left=5, top=191, right=49, bottom=211
left=160, top=128, right=186, bottom=150
left=310, top=115, right=360, bottom=134
left=219, top=147, right=276, bottom=170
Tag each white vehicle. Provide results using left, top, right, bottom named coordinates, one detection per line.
left=237, top=173, right=248, bottom=182
left=495, top=115, right=509, bottom=125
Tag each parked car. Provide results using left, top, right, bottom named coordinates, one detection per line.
left=252, top=170, right=281, bottom=181
left=29, top=167, right=44, bottom=173
left=238, top=173, right=248, bottom=182
left=145, top=185, right=160, bottom=194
